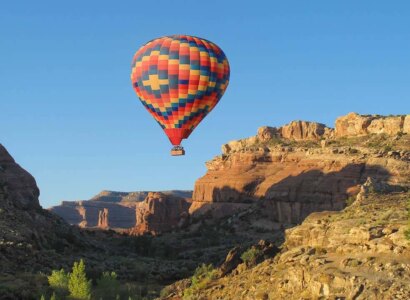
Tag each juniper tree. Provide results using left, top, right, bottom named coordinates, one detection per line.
left=68, top=259, right=92, bottom=300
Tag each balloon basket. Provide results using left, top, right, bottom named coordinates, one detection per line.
left=171, top=146, right=185, bottom=156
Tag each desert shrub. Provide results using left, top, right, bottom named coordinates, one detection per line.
left=314, top=246, right=327, bottom=255
left=121, top=235, right=154, bottom=256
left=153, top=242, right=174, bottom=258
left=241, top=247, right=263, bottom=267
left=93, top=271, right=120, bottom=300
left=160, top=285, right=173, bottom=298
left=183, top=264, right=217, bottom=299
left=263, top=136, right=284, bottom=147
left=198, top=226, right=220, bottom=247
left=405, top=229, right=410, bottom=240
left=47, top=268, right=69, bottom=297
left=345, top=196, right=356, bottom=206
left=367, top=184, right=376, bottom=194
left=383, top=144, right=393, bottom=152
left=374, top=209, right=397, bottom=226
left=68, top=259, right=92, bottom=300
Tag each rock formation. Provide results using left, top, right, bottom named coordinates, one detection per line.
left=98, top=208, right=109, bottom=229
left=280, top=120, right=328, bottom=140
left=335, top=112, right=407, bottom=137
left=128, top=192, right=191, bottom=235
left=50, top=200, right=136, bottom=228
left=49, top=190, right=192, bottom=229
left=191, top=113, right=410, bottom=224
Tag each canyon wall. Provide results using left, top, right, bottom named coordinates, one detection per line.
left=49, top=190, right=192, bottom=229
left=191, top=113, right=410, bottom=224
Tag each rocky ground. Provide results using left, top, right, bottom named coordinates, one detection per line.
left=162, top=182, right=410, bottom=299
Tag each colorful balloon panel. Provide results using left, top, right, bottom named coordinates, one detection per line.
left=130, top=35, right=230, bottom=146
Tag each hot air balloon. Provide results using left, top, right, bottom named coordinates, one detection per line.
left=130, top=35, right=230, bottom=156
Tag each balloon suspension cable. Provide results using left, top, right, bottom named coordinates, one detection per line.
left=171, top=145, right=185, bottom=156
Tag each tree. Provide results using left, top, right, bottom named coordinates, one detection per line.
left=68, top=259, right=92, bottom=300
left=240, top=247, right=263, bottom=267
left=94, top=271, right=120, bottom=299
left=47, top=268, right=69, bottom=297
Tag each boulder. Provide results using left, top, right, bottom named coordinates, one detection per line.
left=257, top=126, right=279, bottom=142
left=222, top=136, right=258, bottom=155
left=280, top=121, right=328, bottom=141
left=220, top=246, right=242, bottom=276
left=367, top=116, right=405, bottom=135
left=335, top=112, right=375, bottom=137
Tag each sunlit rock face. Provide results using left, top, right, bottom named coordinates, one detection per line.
left=128, top=192, right=191, bottom=235
left=335, top=112, right=408, bottom=137
left=191, top=113, right=410, bottom=223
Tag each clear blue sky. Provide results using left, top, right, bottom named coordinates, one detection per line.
left=1, top=1, right=409, bottom=208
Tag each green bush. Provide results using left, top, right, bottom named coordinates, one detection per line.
left=47, top=268, right=69, bottom=297
left=68, top=259, right=92, bottom=300
left=93, top=271, right=120, bottom=300
left=183, top=264, right=217, bottom=299
left=241, top=247, right=263, bottom=267
left=405, top=229, right=410, bottom=240
left=383, top=145, right=393, bottom=152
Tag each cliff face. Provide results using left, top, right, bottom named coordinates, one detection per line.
left=49, top=190, right=192, bottom=229
left=50, top=200, right=137, bottom=228
left=191, top=113, right=410, bottom=224
left=335, top=112, right=409, bottom=136
left=128, top=192, right=191, bottom=235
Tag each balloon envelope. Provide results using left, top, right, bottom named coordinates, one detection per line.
left=130, top=35, right=230, bottom=146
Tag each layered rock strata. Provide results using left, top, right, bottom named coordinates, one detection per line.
left=128, top=192, right=191, bottom=235
left=49, top=190, right=192, bottom=229
left=191, top=113, right=410, bottom=224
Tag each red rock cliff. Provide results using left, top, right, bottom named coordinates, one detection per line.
left=191, top=113, right=410, bottom=223
left=129, top=192, right=191, bottom=235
